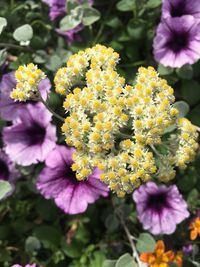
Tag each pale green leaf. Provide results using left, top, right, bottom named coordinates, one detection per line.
left=0, top=181, right=12, bottom=200
left=136, top=233, right=156, bottom=253
left=173, top=101, right=190, bottom=118
left=0, top=17, right=7, bottom=34
left=13, top=24, right=33, bottom=42
left=116, top=253, right=138, bottom=267
left=82, top=7, right=101, bottom=26
left=102, top=260, right=117, bottom=267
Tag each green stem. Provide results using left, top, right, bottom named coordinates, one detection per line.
left=117, top=132, right=134, bottom=140
left=93, top=0, right=114, bottom=44
left=150, top=145, right=161, bottom=157
left=0, top=43, right=33, bottom=52
left=118, top=212, right=143, bottom=267
left=31, top=20, right=52, bottom=30
left=39, top=96, right=65, bottom=122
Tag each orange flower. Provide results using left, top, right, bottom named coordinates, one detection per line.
left=140, top=240, right=182, bottom=267
left=173, top=252, right=183, bottom=267
left=189, top=217, right=200, bottom=240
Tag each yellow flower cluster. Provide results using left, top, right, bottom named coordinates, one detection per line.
left=60, top=45, right=183, bottom=196
left=11, top=45, right=199, bottom=196
left=99, top=142, right=156, bottom=197
left=175, top=118, right=199, bottom=169
left=130, top=67, right=178, bottom=145
left=10, top=63, right=46, bottom=101
left=155, top=118, right=198, bottom=182
left=54, top=45, right=119, bottom=95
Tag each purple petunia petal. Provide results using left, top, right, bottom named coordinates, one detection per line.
left=133, top=182, right=189, bottom=235
left=37, top=145, right=109, bottom=215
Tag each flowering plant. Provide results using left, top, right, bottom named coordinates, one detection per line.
left=1, top=1, right=200, bottom=267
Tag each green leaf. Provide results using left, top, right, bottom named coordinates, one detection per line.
left=176, top=64, right=193, bottom=80
left=60, top=14, right=81, bottom=31
left=61, top=238, right=83, bottom=258
left=67, top=0, right=79, bottom=13
left=127, top=19, right=145, bottom=40
left=136, top=233, right=156, bottom=253
left=158, top=64, right=173, bottom=76
left=82, top=7, right=101, bottom=26
left=105, top=214, right=119, bottom=232
left=168, top=263, right=179, bottom=267
left=102, top=260, right=117, bottom=267
left=45, top=54, right=62, bottom=71
left=0, top=17, right=7, bottom=34
left=146, top=0, right=162, bottom=9
left=34, top=225, right=62, bottom=248
left=105, top=17, right=122, bottom=28
left=116, top=253, right=138, bottom=267
left=25, top=236, right=41, bottom=252
left=89, top=251, right=106, bottom=267
left=116, top=0, right=136, bottom=12
left=0, top=181, right=12, bottom=200
left=173, top=101, right=190, bottom=118
left=0, top=49, right=7, bottom=65
left=13, top=24, right=33, bottom=43
left=181, top=80, right=200, bottom=106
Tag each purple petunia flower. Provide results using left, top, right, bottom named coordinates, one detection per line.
left=42, top=0, right=93, bottom=43
left=133, top=182, right=189, bottom=235
left=36, top=145, right=109, bottom=214
left=42, top=0, right=66, bottom=21
left=153, top=15, right=200, bottom=68
left=182, top=244, right=193, bottom=256
left=56, top=24, right=83, bottom=44
left=162, top=0, right=200, bottom=19
left=3, top=103, right=57, bottom=166
left=0, top=149, right=18, bottom=197
left=0, top=149, right=18, bottom=182
left=0, top=72, right=51, bottom=121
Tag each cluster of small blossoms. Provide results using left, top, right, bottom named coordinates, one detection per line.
left=11, top=45, right=199, bottom=196
left=99, top=141, right=156, bottom=197
left=156, top=154, right=176, bottom=182
left=10, top=63, right=46, bottom=101
left=175, top=118, right=199, bottom=169
left=128, top=67, right=178, bottom=145
left=59, top=45, right=200, bottom=196
left=157, top=118, right=199, bottom=183
left=54, top=45, right=119, bottom=95
left=61, top=45, right=181, bottom=196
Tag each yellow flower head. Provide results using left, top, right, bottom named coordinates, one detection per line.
left=10, top=63, right=46, bottom=101
left=8, top=45, right=199, bottom=196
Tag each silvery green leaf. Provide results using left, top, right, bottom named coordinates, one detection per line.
left=60, top=14, right=81, bottom=31
left=116, top=253, right=138, bottom=267
left=136, top=233, right=156, bottom=253
left=13, top=24, right=33, bottom=42
left=82, top=7, right=101, bottom=26
left=173, top=101, right=190, bottom=118
left=0, top=180, right=13, bottom=200
left=0, top=17, right=7, bottom=34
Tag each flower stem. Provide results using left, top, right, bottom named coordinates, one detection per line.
left=118, top=212, right=143, bottom=267
left=39, top=96, right=65, bottom=122
left=0, top=43, right=33, bottom=52
left=117, top=132, right=134, bottom=140
left=150, top=145, right=161, bottom=157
